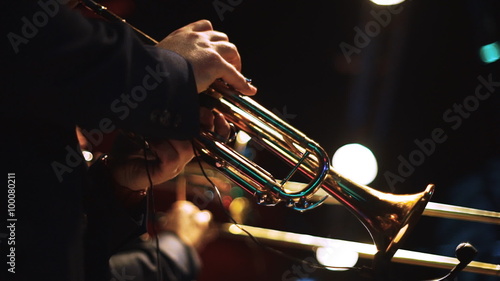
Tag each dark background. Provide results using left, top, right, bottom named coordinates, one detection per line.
left=84, top=1, right=499, bottom=280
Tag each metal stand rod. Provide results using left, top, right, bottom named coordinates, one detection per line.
left=222, top=223, right=500, bottom=277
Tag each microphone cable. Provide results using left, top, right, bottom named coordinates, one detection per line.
left=141, top=137, right=163, bottom=281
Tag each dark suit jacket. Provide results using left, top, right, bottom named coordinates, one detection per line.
left=110, top=233, right=202, bottom=281
left=1, top=1, right=200, bottom=280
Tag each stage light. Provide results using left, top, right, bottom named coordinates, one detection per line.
left=315, top=245, right=359, bottom=271
left=236, top=131, right=252, bottom=144
left=479, top=41, right=500, bottom=64
left=370, top=0, right=405, bottom=6
left=82, top=150, right=93, bottom=162
left=229, top=197, right=251, bottom=224
left=332, top=143, right=378, bottom=185
left=235, top=130, right=252, bottom=154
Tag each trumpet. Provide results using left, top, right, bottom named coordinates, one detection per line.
left=195, top=80, right=434, bottom=263
left=81, top=0, right=498, bottom=277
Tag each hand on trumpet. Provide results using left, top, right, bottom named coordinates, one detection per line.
left=107, top=109, right=230, bottom=194
left=156, top=19, right=257, bottom=96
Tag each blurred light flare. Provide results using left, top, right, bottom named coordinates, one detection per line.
left=315, top=245, right=359, bottom=271
left=82, top=150, right=93, bottom=162
left=236, top=131, right=252, bottom=144
left=370, top=0, right=406, bottom=6
left=479, top=41, right=500, bottom=64
left=235, top=130, right=252, bottom=155
left=331, top=143, right=378, bottom=185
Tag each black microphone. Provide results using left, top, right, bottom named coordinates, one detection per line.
left=434, top=242, right=478, bottom=281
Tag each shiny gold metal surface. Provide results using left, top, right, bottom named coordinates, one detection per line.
left=223, top=223, right=500, bottom=277
left=195, top=80, right=434, bottom=261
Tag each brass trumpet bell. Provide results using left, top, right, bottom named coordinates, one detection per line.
left=195, top=80, right=434, bottom=260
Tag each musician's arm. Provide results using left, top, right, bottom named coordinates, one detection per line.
left=85, top=157, right=204, bottom=281
left=4, top=1, right=200, bottom=140
left=109, top=233, right=202, bottom=281
left=83, top=156, right=149, bottom=280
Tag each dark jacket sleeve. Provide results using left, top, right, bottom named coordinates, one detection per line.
left=1, top=2, right=201, bottom=281
left=86, top=157, right=202, bottom=281
left=2, top=0, right=199, bottom=140
left=109, top=233, right=202, bottom=281
left=84, top=156, right=149, bottom=281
